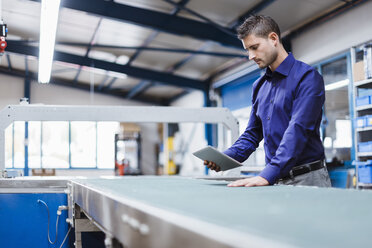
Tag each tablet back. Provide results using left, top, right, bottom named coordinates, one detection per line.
left=193, top=146, right=242, bottom=171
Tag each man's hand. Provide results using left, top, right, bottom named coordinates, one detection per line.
left=227, top=176, right=269, bottom=187
left=204, top=160, right=221, bottom=172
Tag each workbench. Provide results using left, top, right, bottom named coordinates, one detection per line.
left=69, top=176, right=372, bottom=248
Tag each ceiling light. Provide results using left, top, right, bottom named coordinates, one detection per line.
left=116, top=55, right=129, bottom=65
left=38, top=0, right=61, bottom=84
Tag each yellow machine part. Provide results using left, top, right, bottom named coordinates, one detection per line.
left=166, top=137, right=176, bottom=175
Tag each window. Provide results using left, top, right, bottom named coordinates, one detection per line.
left=5, top=124, right=13, bottom=168
left=232, top=106, right=265, bottom=167
left=5, top=121, right=120, bottom=169
left=13, top=121, right=25, bottom=168
left=322, top=57, right=348, bottom=85
left=28, top=122, right=41, bottom=168
left=71, top=122, right=97, bottom=168
left=333, top=120, right=352, bottom=148
left=316, top=54, right=351, bottom=161
left=97, top=122, right=119, bottom=169
left=42, top=122, right=69, bottom=168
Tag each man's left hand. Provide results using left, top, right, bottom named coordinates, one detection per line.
left=227, top=176, right=269, bottom=187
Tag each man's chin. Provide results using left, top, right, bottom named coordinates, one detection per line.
left=257, top=63, right=267, bottom=69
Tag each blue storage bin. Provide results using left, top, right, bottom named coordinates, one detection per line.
left=355, top=116, right=367, bottom=128
left=358, top=142, right=372, bottom=153
left=356, top=95, right=370, bottom=106
left=366, top=115, right=372, bottom=127
left=329, top=169, right=348, bottom=188
left=357, top=161, right=372, bottom=184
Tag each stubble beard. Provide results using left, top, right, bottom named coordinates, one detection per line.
left=258, top=50, right=278, bottom=69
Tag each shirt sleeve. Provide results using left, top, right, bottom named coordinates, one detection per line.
left=224, top=98, right=263, bottom=162
left=259, top=69, right=325, bottom=184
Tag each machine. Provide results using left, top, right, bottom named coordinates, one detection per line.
left=2, top=176, right=372, bottom=248
left=2, top=105, right=371, bottom=247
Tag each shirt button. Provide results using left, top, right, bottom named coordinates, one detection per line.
left=267, top=116, right=270, bottom=120
left=270, top=100, right=273, bottom=104
left=273, top=83, right=276, bottom=86
left=271, top=152, right=275, bottom=155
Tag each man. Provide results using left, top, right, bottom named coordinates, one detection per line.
left=205, top=15, right=331, bottom=187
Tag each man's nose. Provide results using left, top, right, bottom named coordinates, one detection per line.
left=248, top=52, right=256, bottom=60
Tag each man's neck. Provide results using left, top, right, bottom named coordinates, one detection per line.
left=269, top=48, right=288, bottom=72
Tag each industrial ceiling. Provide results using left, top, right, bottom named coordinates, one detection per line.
left=0, top=0, right=365, bottom=105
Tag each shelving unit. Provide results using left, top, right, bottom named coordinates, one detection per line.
left=357, top=152, right=372, bottom=157
left=352, top=44, right=372, bottom=189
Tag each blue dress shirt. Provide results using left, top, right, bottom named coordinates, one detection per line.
left=224, top=53, right=325, bottom=184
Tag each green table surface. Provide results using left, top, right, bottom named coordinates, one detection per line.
left=72, top=176, right=372, bottom=248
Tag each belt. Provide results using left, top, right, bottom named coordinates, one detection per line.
left=280, top=160, right=325, bottom=181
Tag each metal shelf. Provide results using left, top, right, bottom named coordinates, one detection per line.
left=358, top=183, right=372, bottom=189
left=356, top=126, right=372, bottom=132
left=356, top=104, right=372, bottom=111
left=354, top=78, right=372, bottom=87
left=352, top=45, right=372, bottom=190
left=357, top=152, right=372, bottom=157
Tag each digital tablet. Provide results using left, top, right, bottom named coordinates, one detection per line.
left=193, top=146, right=243, bottom=171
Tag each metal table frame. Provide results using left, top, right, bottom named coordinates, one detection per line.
left=69, top=179, right=285, bottom=248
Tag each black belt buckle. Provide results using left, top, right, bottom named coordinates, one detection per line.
left=281, top=160, right=323, bottom=181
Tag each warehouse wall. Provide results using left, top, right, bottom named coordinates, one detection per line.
left=292, top=0, right=372, bottom=64
left=0, top=75, right=146, bottom=108
left=0, top=74, right=24, bottom=108
left=30, top=81, right=146, bottom=106
left=0, top=75, right=160, bottom=175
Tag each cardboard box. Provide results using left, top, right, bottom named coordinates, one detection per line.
left=353, top=61, right=365, bottom=82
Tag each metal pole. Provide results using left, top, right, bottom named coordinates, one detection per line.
left=24, top=121, right=29, bottom=176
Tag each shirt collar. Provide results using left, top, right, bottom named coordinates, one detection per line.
left=265, top=52, right=295, bottom=77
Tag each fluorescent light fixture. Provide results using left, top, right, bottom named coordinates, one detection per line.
left=38, top=0, right=61, bottom=84
left=324, top=79, right=349, bottom=91
left=108, top=71, right=128, bottom=80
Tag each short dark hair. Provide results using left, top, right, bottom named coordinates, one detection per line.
left=237, top=15, right=281, bottom=41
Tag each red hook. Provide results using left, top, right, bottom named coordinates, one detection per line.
left=0, top=37, right=7, bottom=53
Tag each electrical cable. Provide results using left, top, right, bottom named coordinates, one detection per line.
left=37, top=199, right=59, bottom=245
left=59, top=226, right=71, bottom=248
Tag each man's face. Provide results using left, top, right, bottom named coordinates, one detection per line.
left=241, top=33, right=278, bottom=69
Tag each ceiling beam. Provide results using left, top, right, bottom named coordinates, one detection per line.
left=29, top=0, right=241, bottom=49
left=14, top=40, right=248, bottom=58
left=73, top=18, right=103, bottom=83
left=0, top=66, right=168, bottom=105
left=127, top=0, right=190, bottom=66
left=7, top=40, right=208, bottom=91
left=6, top=53, right=12, bottom=71
left=162, top=0, right=236, bottom=37
left=126, top=81, right=153, bottom=99
left=229, top=0, right=277, bottom=29
left=128, top=41, right=213, bottom=101
left=124, top=0, right=189, bottom=96
left=102, top=78, right=117, bottom=91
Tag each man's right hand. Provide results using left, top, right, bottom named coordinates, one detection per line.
left=204, top=160, right=221, bottom=172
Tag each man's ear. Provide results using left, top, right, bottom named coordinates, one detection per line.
left=268, top=32, right=279, bottom=46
